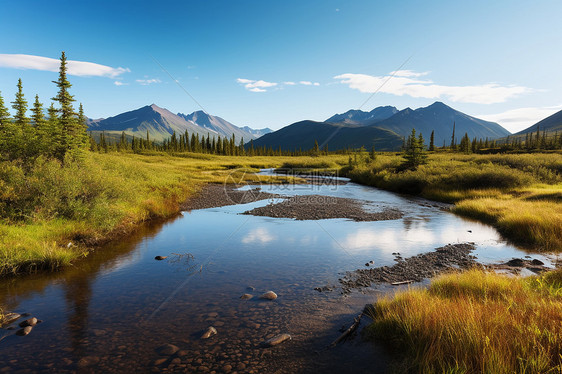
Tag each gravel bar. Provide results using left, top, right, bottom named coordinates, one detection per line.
left=339, top=243, right=479, bottom=293
left=181, top=184, right=277, bottom=211
left=242, top=195, right=403, bottom=221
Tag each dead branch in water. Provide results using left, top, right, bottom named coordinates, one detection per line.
left=329, top=313, right=363, bottom=348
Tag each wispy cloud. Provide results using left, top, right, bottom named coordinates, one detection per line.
left=136, top=78, right=161, bottom=85
left=334, top=71, right=533, bottom=104
left=0, top=53, right=130, bottom=78
left=236, top=78, right=278, bottom=92
left=237, top=78, right=320, bottom=92
left=478, top=105, right=562, bottom=132
left=114, top=81, right=128, bottom=86
left=389, top=70, right=429, bottom=78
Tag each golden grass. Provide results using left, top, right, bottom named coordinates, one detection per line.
left=366, top=269, right=562, bottom=373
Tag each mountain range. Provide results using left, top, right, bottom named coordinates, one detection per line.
left=87, top=101, right=561, bottom=152
left=88, top=104, right=271, bottom=142
left=253, top=102, right=511, bottom=151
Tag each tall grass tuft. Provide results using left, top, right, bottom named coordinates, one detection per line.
left=366, top=269, right=562, bottom=373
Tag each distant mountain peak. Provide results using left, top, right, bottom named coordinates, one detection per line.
left=87, top=104, right=270, bottom=142
left=326, top=105, right=398, bottom=125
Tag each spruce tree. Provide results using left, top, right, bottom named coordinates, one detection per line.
left=10, top=78, right=32, bottom=159
left=450, top=122, right=456, bottom=150
left=31, top=95, right=48, bottom=155
left=52, top=51, right=84, bottom=160
left=459, top=133, right=471, bottom=154
left=0, top=91, right=12, bottom=156
left=46, top=103, right=61, bottom=157
left=370, top=145, right=376, bottom=161
left=12, top=79, right=30, bottom=127
left=77, top=103, right=88, bottom=149
left=429, top=130, right=435, bottom=151
left=402, top=128, right=427, bottom=169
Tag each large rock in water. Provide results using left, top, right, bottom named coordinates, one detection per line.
left=16, top=326, right=33, bottom=336
left=156, top=344, right=179, bottom=356
left=19, top=317, right=37, bottom=327
left=201, top=326, right=217, bottom=339
left=261, top=333, right=291, bottom=347
left=260, top=291, right=277, bottom=300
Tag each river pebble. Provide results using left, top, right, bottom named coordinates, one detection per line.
left=259, top=291, right=277, bottom=300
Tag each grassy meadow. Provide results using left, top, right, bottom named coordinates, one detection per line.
left=365, top=269, right=562, bottom=373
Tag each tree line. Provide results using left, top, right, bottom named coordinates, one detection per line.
left=0, top=52, right=88, bottom=163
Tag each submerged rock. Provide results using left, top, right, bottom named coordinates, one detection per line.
left=240, top=294, right=253, bottom=300
left=19, top=317, right=37, bottom=327
left=260, top=291, right=277, bottom=300
left=154, top=256, right=168, bottom=261
left=77, top=356, right=100, bottom=367
left=16, top=326, right=33, bottom=336
left=156, top=344, right=179, bottom=356
left=202, top=326, right=217, bottom=339
left=261, top=333, right=291, bottom=347
left=531, top=259, right=545, bottom=266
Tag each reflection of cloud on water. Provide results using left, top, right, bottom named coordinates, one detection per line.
left=336, top=227, right=437, bottom=253
left=242, top=227, right=275, bottom=244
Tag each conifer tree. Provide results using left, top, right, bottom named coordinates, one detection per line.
left=429, top=130, right=435, bottom=151
left=10, top=78, right=33, bottom=159
left=52, top=51, right=85, bottom=160
left=459, top=132, right=471, bottom=154
left=450, top=122, right=456, bottom=150
left=31, top=95, right=48, bottom=155
left=77, top=103, right=88, bottom=149
left=402, top=128, right=427, bottom=169
left=0, top=91, right=12, bottom=156
left=46, top=103, right=61, bottom=156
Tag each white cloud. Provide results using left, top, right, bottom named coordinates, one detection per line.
left=478, top=105, right=562, bottom=133
left=299, top=80, right=320, bottom=86
left=0, top=53, right=130, bottom=78
left=334, top=71, right=533, bottom=104
left=113, top=81, right=128, bottom=86
left=237, top=78, right=278, bottom=92
left=136, top=78, right=161, bottom=85
left=237, top=78, right=320, bottom=91
left=389, top=70, right=429, bottom=78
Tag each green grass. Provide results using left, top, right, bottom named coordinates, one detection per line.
left=343, top=152, right=562, bottom=250
left=0, top=152, right=351, bottom=276
left=365, top=269, right=562, bottom=373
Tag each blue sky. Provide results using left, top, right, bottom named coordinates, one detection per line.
left=1, top=0, right=561, bottom=132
